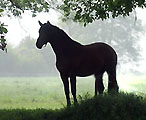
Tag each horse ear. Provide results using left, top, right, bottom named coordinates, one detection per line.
left=47, top=21, right=51, bottom=25
left=38, top=21, right=43, bottom=26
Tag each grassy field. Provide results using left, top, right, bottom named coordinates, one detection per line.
left=0, top=93, right=146, bottom=120
left=0, top=77, right=65, bottom=109
left=0, top=75, right=146, bottom=109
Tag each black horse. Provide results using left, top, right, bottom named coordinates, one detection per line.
left=36, top=21, right=119, bottom=106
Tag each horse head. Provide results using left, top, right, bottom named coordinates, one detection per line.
left=36, top=21, right=54, bottom=49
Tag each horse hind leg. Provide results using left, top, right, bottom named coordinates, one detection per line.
left=94, top=74, right=104, bottom=95
left=70, top=76, right=78, bottom=104
left=107, top=67, right=119, bottom=93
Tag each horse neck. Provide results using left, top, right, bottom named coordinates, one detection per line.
left=50, top=34, right=82, bottom=59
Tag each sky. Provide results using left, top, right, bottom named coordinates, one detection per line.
left=1, top=8, right=146, bottom=74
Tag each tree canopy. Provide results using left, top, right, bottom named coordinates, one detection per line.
left=61, top=0, right=146, bottom=25
left=1, top=0, right=146, bottom=20
left=0, top=0, right=51, bottom=17
left=1, top=0, right=146, bottom=27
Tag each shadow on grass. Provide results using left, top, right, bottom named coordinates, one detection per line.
left=0, top=92, right=146, bottom=120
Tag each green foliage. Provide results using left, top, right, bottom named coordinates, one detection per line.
left=61, top=0, right=146, bottom=26
left=0, top=8, right=8, bottom=52
left=0, top=93, right=146, bottom=120
left=1, top=0, right=146, bottom=24
left=0, top=0, right=51, bottom=17
left=0, top=22, right=7, bottom=52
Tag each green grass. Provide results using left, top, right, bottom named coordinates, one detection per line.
left=0, top=75, right=146, bottom=109
left=0, top=77, right=65, bottom=109
left=118, top=75, right=146, bottom=94
left=0, top=93, right=146, bottom=120
left=0, top=76, right=95, bottom=109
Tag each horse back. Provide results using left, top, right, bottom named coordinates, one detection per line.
left=85, top=42, right=117, bottom=64
left=82, top=42, right=117, bottom=71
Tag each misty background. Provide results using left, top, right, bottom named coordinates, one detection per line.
left=0, top=8, right=146, bottom=77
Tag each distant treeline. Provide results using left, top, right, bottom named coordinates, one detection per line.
left=0, top=37, right=58, bottom=77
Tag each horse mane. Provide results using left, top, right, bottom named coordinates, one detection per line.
left=54, top=25, right=83, bottom=48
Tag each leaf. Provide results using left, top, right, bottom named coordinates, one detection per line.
left=32, top=13, right=37, bottom=17
left=2, top=27, right=8, bottom=33
left=0, top=9, right=4, bottom=13
left=1, top=38, right=6, bottom=43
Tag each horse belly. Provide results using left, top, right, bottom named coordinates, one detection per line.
left=75, top=58, right=103, bottom=77
left=76, top=70, right=94, bottom=77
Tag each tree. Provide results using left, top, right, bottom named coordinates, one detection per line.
left=14, top=36, right=57, bottom=76
left=1, top=0, right=146, bottom=31
left=0, top=0, right=53, bottom=17
left=1, top=0, right=146, bottom=20
left=0, top=36, right=57, bottom=76
left=61, top=0, right=146, bottom=25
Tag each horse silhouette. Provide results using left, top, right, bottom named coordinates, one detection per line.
left=36, top=21, right=119, bottom=106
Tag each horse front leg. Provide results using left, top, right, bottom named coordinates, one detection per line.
left=60, top=74, right=71, bottom=106
left=70, top=76, right=77, bottom=104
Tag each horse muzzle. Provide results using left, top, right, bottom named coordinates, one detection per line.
left=36, top=42, right=43, bottom=49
